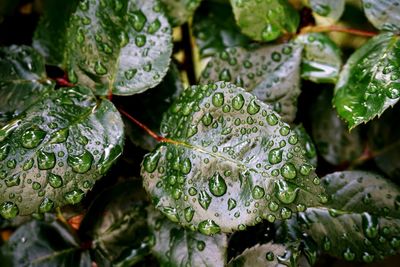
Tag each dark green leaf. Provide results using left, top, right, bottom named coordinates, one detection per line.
left=64, top=0, right=173, bottom=96
left=0, top=86, right=124, bottom=219
left=0, top=220, right=91, bottom=266
left=230, top=0, right=299, bottom=42
left=293, top=125, right=317, bottom=167
left=160, top=0, right=202, bottom=26
left=192, top=1, right=251, bottom=58
left=306, top=0, right=345, bottom=22
left=141, top=82, right=326, bottom=234
left=296, top=33, right=342, bottom=84
left=333, top=33, right=400, bottom=129
left=80, top=181, right=152, bottom=267
left=33, top=0, right=79, bottom=65
left=0, top=46, right=54, bottom=126
left=148, top=207, right=227, bottom=267
left=200, top=43, right=303, bottom=122
left=311, top=90, right=363, bottom=165
left=0, top=0, right=19, bottom=23
left=362, top=0, right=400, bottom=32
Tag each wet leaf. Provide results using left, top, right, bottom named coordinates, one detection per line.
left=160, top=0, right=202, bottom=26
left=0, top=46, right=54, bottom=126
left=200, top=43, right=303, bottom=122
left=64, top=0, right=173, bottom=96
left=333, top=33, right=400, bottom=129
left=293, top=125, right=317, bottom=167
left=0, top=220, right=91, bottom=266
left=305, top=0, right=345, bottom=22
left=141, top=82, right=326, bottom=234
left=296, top=33, right=342, bottom=84
left=0, top=86, right=124, bottom=219
left=362, top=0, right=400, bottom=32
left=230, top=0, right=299, bottom=42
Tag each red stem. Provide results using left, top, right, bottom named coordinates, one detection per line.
left=55, top=77, right=75, bottom=87
left=300, top=25, right=378, bottom=37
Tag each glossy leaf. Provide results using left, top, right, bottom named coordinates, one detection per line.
left=294, top=125, right=317, bottom=167
left=306, top=0, right=345, bottom=22
left=230, top=0, right=299, bottom=42
left=160, top=0, right=202, bottom=26
left=0, top=220, right=91, bottom=266
left=192, top=1, right=251, bottom=57
left=296, top=33, right=342, bottom=84
left=362, top=0, right=400, bottom=32
left=142, top=82, right=326, bottom=234
left=64, top=0, right=173, bottom=96
left=33, top=0, right=79, bottom=65
left=0, top=86, right=124, bottom=219
left=0, top=46, right=54, bottom=126
left=311, top=90, right=363, bottom=165
left=148, top=207, right=227, bottom=267
left=200, top=44, right=303, bottom=122
left=333, top=33, right=400, bottom=129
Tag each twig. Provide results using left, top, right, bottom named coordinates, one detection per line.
left=300, top=25, right=378, bottom=37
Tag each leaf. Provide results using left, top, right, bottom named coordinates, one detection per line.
left=192, top=1, right=251, bottom=58
left=148, top=207, right=227, bottom=267
left=79, top=181, right=153, bottom=267
left=293, top=125, right=317, bottom=167
left=141, top=82, right=326, bottom=234
left=33, top=0, right=79, bottom=65
left=311, top=89, right=363, bottom=165
left=362, top=0, right=400, bottom=32
left=295, top=33, right=342, bottom=84
left=0, top=86, right=124, bottom=219
left=306, top=0, right=345, bottom=22
left=160, top=0, right=202, bottom=26
left=0, top=220, right=92, bottom=266
left=200, top=43, right=303, bottom=122
left=0, top=46, right=54, bottom=126
left=64, top=0, right=173, bottom=96
left=230, top=0, right=299, bottom=42
left=333, top=32, right=400, bottom=129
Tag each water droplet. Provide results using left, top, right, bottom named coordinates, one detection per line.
left=131, top=10, right=147, bottom=31
left=94, top=61, right=107, bottom=75
left=148, top=19, right=161, bottom=34
left=252, top=186, right=265, bottom=199
left=232, top=94, right=245, bottom=110
left=0, top=201, right=19, bottom=219
left=188, top=187, right=197, bottom=196
left=312, top=4, right=331, bottom=16
left=202, top=113, right=213, bottom=126
left=275, top=180, right=299, bottom=204
left=281, top=163, right=297, bottom=180
left=228, top=198, right=237, bottom=210
left=50, top=128, right=68, bottom=144
left=219, top=69, right=231, bottom=82
left=48, top=173, right=63, bottom=188
left=362, top=213, right=378, bottom=239
left=209, top=172, right=227, bottom=197
left=37, top=150, right=56, bottom=170
left=280, top=207, right=292, bottom=219
left=5, top=174, right=20, bottom=187
left=268, top=148, right=282, bottom=164
left=21, top=127, right=46, bottom=149
left=124, top=69, right=137, bottom=80
left=199, top=190, right=212, bottom=210
left=0, top=144, right=10, bottom=161
left=39, top=198, right=54, bottom=213
left=180, top=158, right=191, bottom=174
left=323, top=236, right=331, bottom=251
left=362, top=252, right=374, bottom=263
left=22, top=158, right=34, bottom=171
left=143, top=150, right=161, bottom=173
left=266, top=114, right=278, bottom=125
left=343, top=248, right=355, bottom=261
left=300, top=164, right=313, bottom=176
left=184, top=207, right=194, bottom=222
left=67, top=150, right=93, bottom=174
left=261, top=24, right=280, bottom=41
left=197, top=240, right=205, bottom=251
left=271, top=52, right=281, bottom=62
left=135, top=35, right=146, bottom=47
left=268, top=201, right=279, bottom=212
left=266, top=251, right=274, bottom=261
left=64, top=189, right=84, bottom=205
left=212, top=93, right=224, bottom=107
left=198, top=219, right=221, bottom=235
left=247, top=99, right=260, bottom=115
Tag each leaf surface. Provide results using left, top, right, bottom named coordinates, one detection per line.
left=362, top=0, right=400, bottom=32
left=160, top=0, right=202, bottom=26
left=307, top=0, right=345, bottom=22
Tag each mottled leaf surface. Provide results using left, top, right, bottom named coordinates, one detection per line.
left=148, top=207, right=227, bottom=267
left=0, top=220, right=91, bottom=266
left=0, top=46, right=54, bottom=126
left=306, top=0, right=345, bottom=22
left=200, top=44, right=303, bottom=122
left=142, top=82, right=326, bottom=234
left=333, top=33, right=400, bottom=129
left=296, top=33, right=342, bottom=84
left=362, top=0, right=400, bottom=32
left=65, top=0, right=173, bottom=96
left=230, top=0, right=299, bottom=42
left=0, top=86, right=124, bottom=219
left=160, top=0, right=202, bottom=26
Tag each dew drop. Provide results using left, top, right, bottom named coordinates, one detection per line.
left=143, top=150, right=161, bottom=173
left=184, top=207, right=194, bottom=222
left=50, top=128, right=69, bottom=144
left=281, top=163, right=297, bottom=180
left=67, top=150, right=93, bottom=174
left=21, top=127, right=46, bottom=149
left=37, top=150, right=56, bottom=170
left=199, top=190, right=212, bottom=210
left=228, top=198, right=237, bottom=211
left=48, top=173, right=63, bottom=188
left=209, top=172, right=227, bottom=197
left=219, top=69, right=232, bottom=82
left=252, top=185, right=265, bottom=199
left=232, top=94, right=245, bottom=110
left=275, top=180, right=299, bottom=204
left=198, top=219, right=221, bottom=235
left=39, top=198, right=54, bottom=213
left=94, top=61, right=108, bottom=75
left=0, top=201, right=19, bottom=219
left=268, top=148, right=282, bottom=164
left=343, top=248, right=355, bottom=261
left=148, top=19, right=161, bottom=34
left=0, top=144, right=10, bottom=161
left=64, top=189, right=84, bottom=205
left=212, top=93, right=224, bottom=107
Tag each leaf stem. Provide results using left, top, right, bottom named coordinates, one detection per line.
left=300, top=25, right=378, bottom=37
left=56, top=207, right=69, bottom=226
left=55, top=77, right=75, bottom=87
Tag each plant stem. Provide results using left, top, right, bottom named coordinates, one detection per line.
left=55, top=77, right=75, bottom=87
left=300, top=25, right=378, bottom=37
left=56, top=207, right=69, bottom=226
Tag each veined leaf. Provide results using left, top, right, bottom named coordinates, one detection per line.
left=230, top=0, right=299, bottom=42
left=148, top=207, right=227, bottom=267
left=333, top=33, right=400, bottom=129
left=200, top=44, right=303, bottom=122
left=296, top=33, right=342, bottom=84
left=305, top=0, right=345, bottom=22
left=64, top=0, right=173, bottom=96
left=141, top=82, right=326, bottom=234
left=362, top=0, right=400, bottom=32
left=160, top=0, right=202, bottom=26
left=0, top=220, right=91, bottom=266
left=0, top=86, right=124, bottom=219
left=0, top=46, right=54, bottom=126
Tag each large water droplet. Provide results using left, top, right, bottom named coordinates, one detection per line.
left=199, top=190, right=212, bottom=210
left=362, top=213, right=378, bottom=239
left=135, top=35, right=146, bottom=47
left=48, top=173, right=63, bottom=188
left=37, top=150, right=56, bottom=170
left=162, top=206, right=179, bottom=222
left=50, top=128, right=69, bottom=144
left=64, top=189, right=84, bottom=205
left=252, top=185, right=265, bottom=199
left=228, top=198, right=237, bottom=210
left=212, top=93, right=224, bottom=107
left=21, top=127, right=46, bottom=149
left=198, top=219, right=221, bottom=235
left=143, top=150, right=161, bottom=173
left=232, top=94, right=245, bottom=110
left=219, top=69, right=231, bottom=82
left=131, top=10, right=147, bottom=31
left=268, top=148, right=282, bottom=164
left=281, top=163, right=297, bottom=180
left=343, top=248, right=355, bottom=261
left=5, top=174, right=20, bottom=187
left=202, top=113, right=213, bottom=126
left=0, top=201, right=19, bottom=219
left=184, top=207, right=194, bottom=222
left=247, top=99, right=260, bottom=115
left=94, top=61, right=107, bottom=75
left=148, top=19, right=161, bottom=34
left=67, top=150, right=93, bottom=174
left=39, top=198, right=54, bottom=213
left=275, top=180, right=299, bottom=204
left=209, top=172, right=227, bottom=197
left=0, top=144, right=10, bottom=161
left=261, top=24, right=280, bottom=41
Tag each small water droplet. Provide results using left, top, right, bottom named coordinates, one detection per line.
left=39, top=198, right=54, bottom=213
left=198, top=219, right=221, bottom=235
left=232, top=94, right=245, bottom=110
left=209, top=172, right=227, bottom=197
left=48, top=173, right=63, bottom=188
left=21, top=127, right=46, bottom=149
left=212, top=93, right=224, bottom=107
left=281, top=163, right=297, bottom=180
left=275, top=180, right=299, bottom=204
left=67, top=150, right=93, bottom=174
left=184, top=207, right=194, bottom=222
left=252, top=185, right=265, bottom=199
left=64, top=189, right=84, bottom=205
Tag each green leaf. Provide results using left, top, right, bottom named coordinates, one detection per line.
left=200, top=43, right=303, bottom=122
left=362, top=0, right=400, bottom=32
left=148, top=207, right=227, bottom=267
left=33, top=0, right=79, bottom=66
left=295, top=33, right=342, bottom=84
left=333, top=33, right=400, bottom=129
left=293, top=125, right=317, bottom=167
left=0, top=46, right=54, bottom=126
left=0, top=86, right=124, bottom=219
left=230, top=0, right=299, bottom=42
left=0, top=220, right=92, bottom=266
left=141, top=82, right=326, bottom=234
left=192, top=1, right=251, bottom=58
left=80, top=181, right=153, bottom=267
left=311, top=90, right=363, bottom=165
left=160, top=0, right=202, bottom=26
left=306, top=0, right=345, bottom=22
left=64, top=0, right=173, bottom=96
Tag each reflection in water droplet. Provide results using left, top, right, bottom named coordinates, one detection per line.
left=37, top=150, right=56, bottom=170
left=0, top=201, right=19, bottom=219
left=48, top=173, right=63, bottom=188
left=209, top=172, right=227, bottom=197
left=21, top=128, right=46, bottom=149
left=64, top=189, right=85, bottom=205
left=67, top=150, right=93, bottom=174
left=198, top=219, right=221, bottom=235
